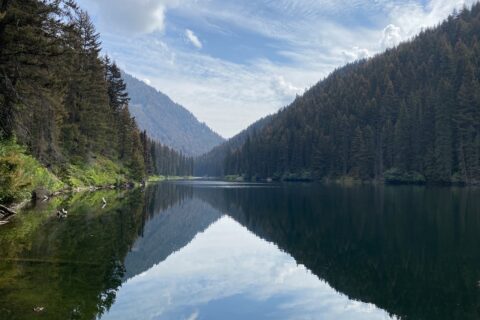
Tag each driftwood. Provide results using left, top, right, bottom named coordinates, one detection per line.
left=0, top=204, right=17, bottom=219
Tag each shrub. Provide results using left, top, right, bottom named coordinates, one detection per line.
left=0, top=139, right=63, bottom=204
left=384, top=168, right=426, bottom=185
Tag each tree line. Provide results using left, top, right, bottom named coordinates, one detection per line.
left=221, top=4, right=480, bottom=184
left=194, top=115, right=272, bottom=176
left=0, top=0, right=192, bottom=180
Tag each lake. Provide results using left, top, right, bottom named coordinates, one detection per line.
left=1, top=181, right=479, bottom=319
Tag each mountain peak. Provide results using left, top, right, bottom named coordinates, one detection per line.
left=123, top=72, right=224, bottom=156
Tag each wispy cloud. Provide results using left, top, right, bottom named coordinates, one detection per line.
left=185, top=310, right=199, bottom=320
left=185, top=29, right=202, bottom=49
left=103, top=215, right=393, bottom=320
left=380, top=24, right=402, bottom=49
left=77, top=0, right=480, bottom=138
left=82, top=0, right=179, bottom=34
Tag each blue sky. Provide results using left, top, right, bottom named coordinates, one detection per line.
left=77, top=0, right=477, bottom=138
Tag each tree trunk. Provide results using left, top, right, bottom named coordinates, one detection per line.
left=0, top=204, right=16, bottom=219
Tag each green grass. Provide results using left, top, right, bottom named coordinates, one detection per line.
left=224, top=175, right=244, bottom=182
left=0, top=139, right=138, bottom=205
left=0, top=139, right=64, bottom=204
left=148, top=175, right=166, bottom=182
left=148, top=175, right=194, bottom=183
left=66, top=157, right=128, bottom=188
left=384, top=168, right=426, bottom=185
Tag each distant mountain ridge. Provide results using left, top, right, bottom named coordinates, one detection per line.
left=123, top=72, right=224, bottom=156
left=123, top=198, right=221, bottom=280
left=217, top=4, right=480, bottom=184
left=194, top=115, right=273, bottom=176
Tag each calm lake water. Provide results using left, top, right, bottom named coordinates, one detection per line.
left=1, top=181, right=480, bottom=319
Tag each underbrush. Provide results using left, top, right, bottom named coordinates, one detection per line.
left=0, top=139, right=136, bottom=205
left=66, top=157, right=128, bottom=188
left=0, top=139, right=64, bottom=204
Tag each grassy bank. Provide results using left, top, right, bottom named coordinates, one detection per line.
left=147, top=175, right=195, bottom=183
left=66, top=158, right=130, bottom=189
left=0, top=140, right=135, bottom=206
left=0, top=140, right=64, bottom=205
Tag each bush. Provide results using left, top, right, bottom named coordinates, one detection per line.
left=66, top=157, right=128, bottom=188
left=0, top=139, right=64, bottom=204
left=384, top=168, right=426, bottom=185
left=282, top=171, right=314, bottom=182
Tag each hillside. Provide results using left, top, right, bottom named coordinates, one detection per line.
left=194, top=115, right=273, bottom=176
left=0, top=1, right=192, bottom=205
left=220, top=4, right=480, bottom=184
left=123, top=73, right=224, bottom=156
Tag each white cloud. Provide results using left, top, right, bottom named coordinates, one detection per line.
left=185, top=311, right=199, bottom=320
left=380, top=24, right=402, bottom=49
left=185, top=29, right=203, bottom=49
left=103, top=215, right=394, bottom=320
left=341, top=47, right=371, bottom=62
left=76, top=0, right=480, bottom=138
left=80, top=0, right=179, bottom=35
left=384, top=0, right=479, bottom=47
left=271, top=75, right=302, bottom=100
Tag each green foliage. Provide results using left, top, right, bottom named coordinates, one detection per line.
left=148, top=175, right=167, bottom=182
left=143, top=132, right=194, bottom=178
left=0, top=0, right=190, bottom=193
left=0, top=189, right=145, bottom=320
left=194, top=115, right=273, bottom=177
left=224, top=175, right=244, bottom=182
left=384, top=168, right=426, bottom=185
left=66, top=158, right=128, bottom=188
left=219, top=4, right=480, bottom=185
left=281, top=171, right=314, bottom=182
left=0, top=139, right=64, bottom=204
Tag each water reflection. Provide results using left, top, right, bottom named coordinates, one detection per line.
left=1, top=182, right=480, bottom=319
left=0, top=190, right=146, bottom=320
left=193, top=183, right=480, bottom=320
left=104, top=215, right=392, bottom=320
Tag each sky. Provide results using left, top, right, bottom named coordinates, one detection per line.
left=103, top=215, right=394, bottom=320
left=76, top=0, right=478, bottom=138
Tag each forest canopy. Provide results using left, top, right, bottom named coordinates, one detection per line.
left=0, top=0, right=191, bottom=203
left=214, top=3, right=480, bottom=185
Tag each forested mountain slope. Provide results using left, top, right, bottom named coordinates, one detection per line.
left=123, top=73, right=224, bottom=156
left=194, top=115, right=273, bottom=176
left=0, top=0, right=192, bottom=204
left=223, top=4, right=480, bottom=184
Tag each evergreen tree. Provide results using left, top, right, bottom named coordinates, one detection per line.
left=212, top=4, right=480, bottom=184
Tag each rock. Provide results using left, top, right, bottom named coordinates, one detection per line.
left=32, top=188, right=49, bottom=202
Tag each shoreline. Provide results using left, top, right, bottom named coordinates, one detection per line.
left=0, top=182, right=139, bottom=223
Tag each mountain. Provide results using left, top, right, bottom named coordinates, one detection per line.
left=220, top=4, right=480, bottom=184
left=194, top=115, right=273, bottom=176
left=123, top=198, right=221, bottom=280
left=123, top=73, right=224, bottom=156
left=193, top=183, right=480, bottom=320
left=0, top=1, right=191, bottom=205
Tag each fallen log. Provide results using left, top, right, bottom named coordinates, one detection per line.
left=0, top=204, right=17, bottom=218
